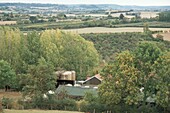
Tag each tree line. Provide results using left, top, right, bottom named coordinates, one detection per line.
left=0, top=26, right=99, bottom=90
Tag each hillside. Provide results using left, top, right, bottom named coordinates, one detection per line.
left=81, top=32, right=170, bottom=62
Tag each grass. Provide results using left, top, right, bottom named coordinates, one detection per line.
left=3, top=109, right=82, bottom=113
left=0, top=90, right=22, bottom=101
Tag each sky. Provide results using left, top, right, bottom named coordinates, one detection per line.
left=0, top=0, right=170, bottom=6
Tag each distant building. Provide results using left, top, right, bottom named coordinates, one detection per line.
left=83, top=74, right=102, bottom=86
left=56, top=85, right=98, bottom=99
left=55, top=71, right=76, bottom=87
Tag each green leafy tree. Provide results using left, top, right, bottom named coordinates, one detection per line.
left=0, top=27, right=22, bottom=73
left=99, top=42, right=167, bottom=111
left=159, top=11, right=170, bottom=22
left=20, top=31, right=41, bottom=66
left=23, top=57, right=56, bottom=99
left=0, top=60, right=16, bottom=90
left=40, top=30, right=99, bottom=79
left=99, top=51, right=141, bottom=106
left=153, top=52, right=170, bottom=111
left=29, top=16, right=38, bottom=23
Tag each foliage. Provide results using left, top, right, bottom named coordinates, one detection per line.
left=159, top=11, right=170, bottom=22
left=40, top=30, right=99, bottom=79
left=22, top=57, right=56, bottom=99
left=82, top=32, right=170, bottom=62
left=99, top=51, right=141, bottom=106
left=0, top=27, right=22, bottom=73
left=29, top=16, right=38, bottom=23
left=119, top=13, right=125, bottom=20
left=79, top=92, right=107, bottom=113
left=1, top=97, right=13, bottom=109
left=99, top=42, right=169, bottom=112
left=0, top=60, right=16, bottom=89
left=0, top=27, right=99, bottom=84
left=152, top=52, right=170, bottom=111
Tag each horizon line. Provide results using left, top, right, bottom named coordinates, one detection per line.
left=0, top=2, right=170, bottom=7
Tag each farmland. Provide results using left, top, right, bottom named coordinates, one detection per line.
left=0, top=21, right=17, bottom=25
left=63, top=27, right=170, bottom=34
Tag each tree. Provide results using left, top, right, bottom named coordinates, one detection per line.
left=152, top=52, right=170, bottom=111
left=99, top=51, right=141, bottom=107
left=143, top=23, right=151, bottom=34
left=119, top=13, right=124, bottom=20
left=0, top=60, right=16, bottom=91
left=133, top=42, right=162, bottom=104
left=99, top=42, right=167, bottom=111
left=29, top=16, right=38, bottom=23
left=40, top=29, right=99, bottom=79
left=23, top=57, right=56, bottom=99
left=0, top=27, right=22, bottom=73
left=20, top=31, right=41, bottom=66
left=159, top=11, right=170, bottom=22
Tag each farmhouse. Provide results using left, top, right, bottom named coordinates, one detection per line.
left=56, top=85, right=98, bottom=99
left=55, top=71, right=76, bottom=87
left=83, top=74, right=102, bottom=86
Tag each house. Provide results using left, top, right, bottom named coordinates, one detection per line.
left=56, top=85, right=98, bottom=99
left=83, top=74, right=102, bottom=86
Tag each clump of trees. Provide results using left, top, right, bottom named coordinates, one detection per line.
left=159, top=11, right=170, bottom=22
left=0, top=26, right=99, bottom=90
left=0, top=60, right=16, bottom=91
left=99, top=42, right=170, bottom=112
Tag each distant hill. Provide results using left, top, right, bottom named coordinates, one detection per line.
left=0, top=3, right=170, bottom=10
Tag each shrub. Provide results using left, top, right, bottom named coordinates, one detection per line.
left=1, top=97, right=13, bottom=109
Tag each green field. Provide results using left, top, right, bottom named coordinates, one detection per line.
left=8, top=21, right=170, bottom=32
left=3, top=110, right=82, bottom=113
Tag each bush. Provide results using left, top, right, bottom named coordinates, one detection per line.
left=1, top=97, right=13, bottom=109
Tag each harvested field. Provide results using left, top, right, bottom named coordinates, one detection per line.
left=3, top=109, right=82, bottom=113
left=140, top=12, right=159, bottom=18
left=0, top=21, right=17, bottom=25
left=63, top=27, right=170, bottom=34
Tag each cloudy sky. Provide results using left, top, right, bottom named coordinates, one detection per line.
left=0, top=0, right=169, bottom=6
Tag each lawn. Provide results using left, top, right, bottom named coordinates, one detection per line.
left=3, top=109, right=82, bottom=113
